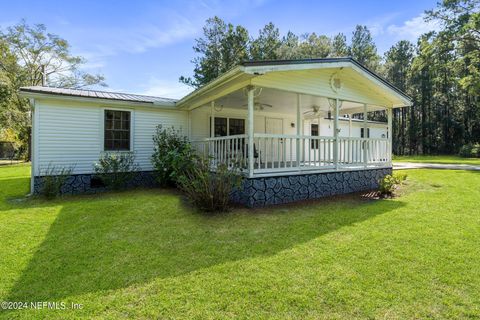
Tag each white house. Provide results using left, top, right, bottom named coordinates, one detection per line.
left=20, top=58, right=412, bottom=207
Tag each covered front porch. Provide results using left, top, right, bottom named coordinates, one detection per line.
left=177, top=59, right=410, bottom=207
left=188, top=85, right=393, bottom=178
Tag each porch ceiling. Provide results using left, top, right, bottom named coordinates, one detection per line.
left=214, top=87, right=386, bottom=116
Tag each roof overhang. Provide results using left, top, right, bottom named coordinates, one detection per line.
left=176, top=58, right=413, bottom=110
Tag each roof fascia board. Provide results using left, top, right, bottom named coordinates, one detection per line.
left=176, top=66, right=244, bottom=108
left=349, top=64, right=412, bottom=107
left=19, top=91, right=177, bottom=109
left=184, top=79, right=252, bottom=110
left=244, top=61, right=351, bottom=74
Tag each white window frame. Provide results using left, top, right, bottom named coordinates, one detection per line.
left=101, top=107, right=135, bottom=152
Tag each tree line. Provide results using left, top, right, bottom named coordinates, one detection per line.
left=0, top=21, right=106, bottom=157
left=0, top=0, right=478, bottom=158
left=181, top=0, right=479, bottom=156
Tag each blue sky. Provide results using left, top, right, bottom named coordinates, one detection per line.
left=1, top=0, right=439, bottom=99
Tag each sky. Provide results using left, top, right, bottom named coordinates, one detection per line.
left=0, top=0, right=440, bottom=99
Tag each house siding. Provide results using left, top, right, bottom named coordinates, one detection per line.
left=34, top=99, right=188, bottom=176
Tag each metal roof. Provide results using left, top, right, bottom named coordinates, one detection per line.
left=19, top=86, right=177, bottom=105
left=241, top=57, right=412, bottom=102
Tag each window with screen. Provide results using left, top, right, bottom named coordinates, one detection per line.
left=229, top=118, right=245, bottom=135
left=311, top=124, right=319, bottom=149
left=104, top=110, right=131, bottom=151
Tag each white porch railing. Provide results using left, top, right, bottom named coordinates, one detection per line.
left=191, top=134, right=391, bottom=177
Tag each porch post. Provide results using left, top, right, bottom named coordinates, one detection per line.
left=210, top=101, right=215, bottom=159
left=363, top=103, right=368, bottom=167
left=247, top=86, right=255, bottom=178
left=210, top=101, right=215, bottom=138
left=333, top=98, right=339, bottom=170
left=387, top=107, right=393, bottom=165
left=348, top=114, right=352, bottom=137
left=296, top=93, right=301, bottom=169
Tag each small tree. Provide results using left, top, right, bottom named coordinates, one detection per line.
left=151, top=125, right=197, bottom=186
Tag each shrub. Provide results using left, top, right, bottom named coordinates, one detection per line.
left=40, top=164, right=74, bottom=199
left=458, top=143, right=480, bottom=158
left=94, top=152, right=139, bottom=190
left=177, top=158, right=243, bottom=213
left=151, top=125, right=197, bottom=186
left=378, top=172, right=407, bottom=197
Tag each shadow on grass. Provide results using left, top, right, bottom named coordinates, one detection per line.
left=5, top=182, right=406, bottom=302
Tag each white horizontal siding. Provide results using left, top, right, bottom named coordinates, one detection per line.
left=133, top=108, right=188, bottom=170
left=36, top=103, right=101, bottom=175
left=35, top=100, right=187, bottom=176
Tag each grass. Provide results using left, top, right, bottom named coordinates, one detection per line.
left=1, top=164, right=480, bottom=319
left=393, top=154, right=480, bottom=165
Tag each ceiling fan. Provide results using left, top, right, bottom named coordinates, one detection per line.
left=241, top=87, right=273, bottom=110
left=303, top=105, right=322, bottom=117
left=241, top=102, right=273, bottom=110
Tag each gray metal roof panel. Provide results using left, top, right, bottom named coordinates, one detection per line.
left=19, top=86, right=178, bottom=105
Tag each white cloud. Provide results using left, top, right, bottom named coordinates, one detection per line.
left=365, top=13, right=400, bottom=37
left=387, top=14, right=440, bottom=41
left=137, top=77, right=193, bottom=99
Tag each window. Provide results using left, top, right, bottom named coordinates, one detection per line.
left=360, top=128, right=370, bottom=138
left=210, top=117, right=227, bottom=137
left=311, top=124, right=319, bottom=149
left=104, top=110, right=131, bottom=151
left=229, top=118, right=245, bottom=135
left=210, top=117, right=244, bottom=137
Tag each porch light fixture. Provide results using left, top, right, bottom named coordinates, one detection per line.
left=291, top=122, right=295, bottom=128
left=330, top=72, right=343, bottom=93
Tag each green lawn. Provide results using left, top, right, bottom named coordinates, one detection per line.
left=1, top=164, right=479, bottom=319
left=393, top=154, right=480, bottom=166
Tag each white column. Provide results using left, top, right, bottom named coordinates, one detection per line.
left=210, top=101, right=215, bottom=138
left=363, top=103, right=368, bottom=167
left=296, top=93, right=301, bottom=169
left=247, top=87, right=255, bottom=178
left=210, top=101, right=215, bottom=159
left=387, top=107, right=393, bottom=165
left=348, top=114, right=352, bottom=137
left=333, top=99, right=339, bottom=170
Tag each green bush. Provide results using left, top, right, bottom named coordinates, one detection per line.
left=458, top=143, right=480, bottom=158
left=94, top=152, right=139, bottom=190
left=151, top=125, right=197, bottom=186
left=379, top=172, right=407, bottom=197
left=40, top=164, right=74, bottom=199
left=177, top=158, right=243, bottom=213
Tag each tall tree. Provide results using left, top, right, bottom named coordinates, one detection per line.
left=349, top=25, right=380, bottom=71
left=250, top=22, right=282, bottom=60
left=275, top=31, right=301, bottom=59
left=180, top=16, right=249, bottom=88
left=330, top=33, right=349, bottom=57
left=0, top=21, right=107, bottom=158
left=297, top=33, right=331, bottom=58
left=384, top=40, right=415, bottom=154
left=1, top=21, right=106, bottom=88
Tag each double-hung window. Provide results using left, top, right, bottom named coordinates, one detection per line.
left=104, top=110, right=131, bottom=151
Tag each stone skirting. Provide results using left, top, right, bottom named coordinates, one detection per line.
left=33, top=171, right=158, bottom=195
left=231, top=168, right=392, bottom=207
